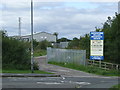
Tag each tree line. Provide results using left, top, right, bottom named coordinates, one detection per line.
left=67, top=13, right=120, bottom=64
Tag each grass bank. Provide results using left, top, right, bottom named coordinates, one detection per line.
left=2, top=69, right=53, bottom=74
left=48, top=61, right=120, bottom=76
left=110, top=84, right=120, bottom=90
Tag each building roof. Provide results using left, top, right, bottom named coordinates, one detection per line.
left=19, top=32, right=55, bottom=37
left=34, top=32, right=55, bottom=36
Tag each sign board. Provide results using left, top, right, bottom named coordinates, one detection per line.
left=90, top=32, right=104, bottom=60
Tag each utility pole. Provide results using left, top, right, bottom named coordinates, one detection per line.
left=31, top=0, right=34, bottom=73
left=18, top=17, right=21, bottom=40
left=118, top=1, right=120, bottom=14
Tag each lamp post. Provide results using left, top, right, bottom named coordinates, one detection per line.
left=31, top=0, right=34, bottom=73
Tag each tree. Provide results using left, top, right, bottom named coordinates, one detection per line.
left=79, top=34, right=90, bottom=58
left=68, top=37, right=80, bottom=49
left=100, top=14, right=120, bottom=64
left=106, top=14, right=120, bottom=64
left=53, top=32, right=58, bottom=42
left=57, top=37, right=71, bottom=43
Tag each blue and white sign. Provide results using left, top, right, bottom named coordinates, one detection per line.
left=90, top=32, right=104, bottom=60
left=90, top=32, right=104, bottom=40
left=90, top=56, right=104, bottom=60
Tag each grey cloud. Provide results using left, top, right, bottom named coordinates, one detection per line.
left=34, top=2, right=65, bottom=8
left=1, top=2, right=117, bottom=39
left=89, top=2, right=117, bottom=14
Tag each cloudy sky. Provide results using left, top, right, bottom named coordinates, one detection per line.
left=0, top=0, right=118, bottom=39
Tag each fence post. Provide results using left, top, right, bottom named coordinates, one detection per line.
left=47, top=47, right=51, bottom=63
left=73, top=51, right=74, bottom=64
left=93, top=60, right=94, bottom=66
left=99, top=60, right=101, bottom=68
left=112, top=64, right=113, bottom=69
left=46, top=47, right=48, bottom=63
left=116, top=65, right=118, bottom=70
left=84, top=50, right=86, bottom=66
left=91, top=60, right=92, bottom=66
left=105, top=62, right=106, bottom=70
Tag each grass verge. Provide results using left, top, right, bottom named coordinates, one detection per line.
left=2, top=69, right=53, bottom=74
left=109, top=84, right=120, bottom=90
left=48, top=61, right=120, bottom=76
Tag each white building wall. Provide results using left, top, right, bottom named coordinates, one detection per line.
left=21, top=32, right=56, bottom=42
left=33, top=32, right=56, bottom=42
left=60, top=42, right=69, bottom=48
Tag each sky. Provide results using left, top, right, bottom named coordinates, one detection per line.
left=0, top=0, right=118, bottom=39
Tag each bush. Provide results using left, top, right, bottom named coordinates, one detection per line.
left=34, top=49, right=46, bottom=57
left=2, top=31, right=31, bottom=70
left=33, top=62, right=39, bottom=70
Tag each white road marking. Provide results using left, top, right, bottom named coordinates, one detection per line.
left=63, top=76, right=119, bottom=79
left=58, top=70, right=69, bottom=72
left=37, top=82, right=62, bottom=85
left=16, top=74, right=23, bottom=75
left=74, top=82, right=90, bottom=85
left=69, top=81, right=72, bottom=83
left=7, top=77, right=12, bottom=78
left=62, top=77, right=65, bottom=80
left=61, top=81, right=64, bottom=83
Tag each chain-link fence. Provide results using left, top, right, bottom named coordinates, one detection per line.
left=47, top=47, right=86, bottom=66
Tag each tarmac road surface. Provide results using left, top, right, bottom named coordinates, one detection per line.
left=2, top=76, right=119, bottom=88
left=2, top=56, right=119, bottom=88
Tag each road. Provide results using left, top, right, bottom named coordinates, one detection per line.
left=2, top=76, right=119, bottom=88
left=2, top=56, right=119, bottom=88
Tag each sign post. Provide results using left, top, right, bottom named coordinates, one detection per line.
left=90, top=32, right=104, bottom=66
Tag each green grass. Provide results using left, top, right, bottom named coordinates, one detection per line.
left=34, top=49, right=46, bottom=57
left=2, top=69, right=53, bottom=74
left=48, top=61, right=120, bottom=76
left=110, top=84, right=120, bottom=90
left=0, top=69, right=2, bottom=73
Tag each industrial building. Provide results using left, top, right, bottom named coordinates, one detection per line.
left=12, top=32, right=56, bottom=42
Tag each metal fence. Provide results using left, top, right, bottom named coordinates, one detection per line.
left=47, top=47, right=86, bottom=66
